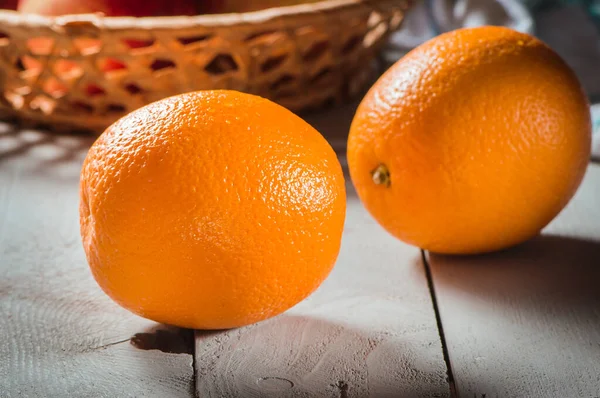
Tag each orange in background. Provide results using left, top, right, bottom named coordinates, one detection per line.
left=348, top=26, right=591, bottom=255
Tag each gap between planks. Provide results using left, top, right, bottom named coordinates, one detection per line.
left=193, top=193, right=451, bottom=398
left=422, top=250, right=458, bottom=398
left=426, top=163, right=600, bottom=398
left=0, top=124, right=196, bottom=398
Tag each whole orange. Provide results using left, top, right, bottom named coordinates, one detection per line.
left=80, top=90, right=346, bottom=329
left=348, top=26, right=591, bottom=255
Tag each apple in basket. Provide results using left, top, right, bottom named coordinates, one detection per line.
left=0, top=0, right=17, bottom=9
left=18, top=0, right=200, bottom=77
left=199, top=0, right=322, bottom=14
left=17, top=0, right=197, bottom=16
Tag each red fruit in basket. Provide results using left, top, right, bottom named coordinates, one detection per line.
left=18, top=0, right=197, bottom=17
left=199, top=0, right=320, bottom=14
left=102, top=58, right=127, bottom=72
left=1, top=0, right=18, bottom=10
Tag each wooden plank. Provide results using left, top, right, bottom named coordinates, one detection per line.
left=0, top=124, right=194, bottom=397
left=429, top=163, right=600, bottom=398
left=195, top=181, right=450, bottom=398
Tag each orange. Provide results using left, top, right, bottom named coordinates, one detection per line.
left=347, top=26, right=591, bottom=255
left=80, top=90, right=346, bottom=329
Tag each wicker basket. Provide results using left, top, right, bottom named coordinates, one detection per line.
left=0, top=0, right=412, bottom=132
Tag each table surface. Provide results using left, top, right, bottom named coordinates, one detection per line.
left=3, top=5, right=600, bottom=397
left=1, top=105, right=599, bottom=398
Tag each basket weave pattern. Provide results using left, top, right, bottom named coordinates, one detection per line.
left=0, top=0, right=412, bottom=131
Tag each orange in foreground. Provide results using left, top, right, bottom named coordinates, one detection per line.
left=348, top=26, right=591, bottom=255
left=80, top=90, right=346, bottom=329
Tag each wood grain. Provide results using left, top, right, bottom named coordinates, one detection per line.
left=429, top=163, right=600, bottom=398
left=0, top=124, right=194, bottom=397
left=195, top=184, right=450, bottom=398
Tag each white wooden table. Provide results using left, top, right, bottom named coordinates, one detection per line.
left=1, top=110, right=599, bottom=397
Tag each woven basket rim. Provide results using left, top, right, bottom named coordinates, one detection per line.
left=0, top=0, right=401, bottom=30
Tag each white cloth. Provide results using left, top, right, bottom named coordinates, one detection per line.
left=386, top=0, right=533, bottom=58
